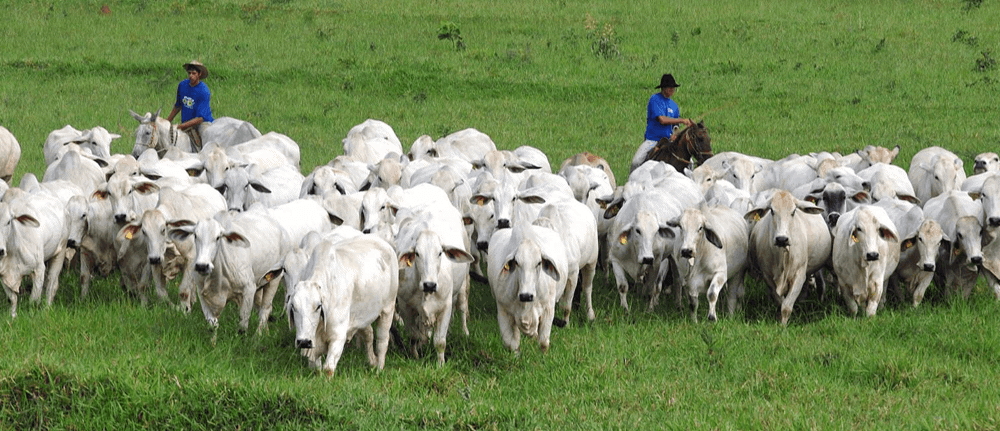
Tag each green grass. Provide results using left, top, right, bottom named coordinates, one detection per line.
left=2, top=0, right=1000, bottom=429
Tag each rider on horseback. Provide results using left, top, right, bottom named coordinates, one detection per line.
left=166, top=60, right=214, bottom=151
left=631, top=73, right=696, bottom=172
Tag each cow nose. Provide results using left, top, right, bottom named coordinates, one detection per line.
left=641, top=256, right=654, bottom=265
left=497, top=219, right=511, bottom=229
left=774, top=236, right=789, bottom=247
left=990, top=217, right=1000, bottom=228
left=518, top=293, right=534, bottom=302
left=149, top=256, right=162, bottom=265
left=114, top=214, right=127, bottom=224
left=861, top=181, right=871, bottom=191
left=195, top=263, right=211, bottom=274
left=422, top=282, right=437, bottom=293
left=67, top=239, right=78, bottom=248
left=972, top=256, right=984, bottom=265
left=362, top=228, right=372, bottom=234
left=865, top=252, right=880, bottom=261
left=922, top=263, right=936, bottom=272
left=681, top=249, right=693, bottom=259
left=0, top=249, right=5, bottom=257
left=828, top=213, right=841, bottom=227
left=296, top=339, right=313, bottom=349
left=229, top=207, right=242, bottom=212
left=476, top=241, right=489, bottom=253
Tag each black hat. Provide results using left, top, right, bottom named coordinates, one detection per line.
left=654, top=73, right=680, bottom=89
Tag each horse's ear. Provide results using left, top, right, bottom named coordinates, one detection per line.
left=698, top=120, right=705, bottom=127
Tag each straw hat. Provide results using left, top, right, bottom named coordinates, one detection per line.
left=183, top=60, right=209, bottom=79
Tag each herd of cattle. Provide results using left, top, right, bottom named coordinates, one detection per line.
left=1, top=114, right=999, bottom=375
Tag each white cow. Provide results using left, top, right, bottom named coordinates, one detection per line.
left=168, top=210, right=290, bottom=340
left=487, top=219, right=568, bottom=353
left=287, top=234, right=398, bottom=375
left=44, top=125, right=118, bottom=166
left=857, top=163, right=919, bottom=203
left=663, top=205, right=749, bottom=322
left=0, top=126, right=21, bottom=184
left=875, top=198, right=946, bottom=307
left=393, top=199, right=474, bottom=365
left=221, top=163, right=304, bottom=211
left=908, top=146, right=967, bottom=206
left=745, top=190, right=832, bottom=325
left=342, top=119, right=403, bottom=165
left=837, top=145, right=900, bottom=172
left=831, top=205, right=900, bottom=317
left=199, top=132, right=300, bottom=189
left=973, top=152, right=1000, bottom=175
left=65, top=194, right=117, bottom=298
left=535, top=199, right=599, bottom=323
left=408, top=128, right=497, bottom=164
left=0, top=192, right=70, bottom=316
left=42, top=148, right=106, bottom=196
left=922, top=190, right=984, bottom=299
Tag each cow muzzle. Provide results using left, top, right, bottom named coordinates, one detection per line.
left=114, top=214, right=128, bottom=224
left=149, top=256, right=162, bottom=265
left=195, top=263, right=212, bottom=274
left=422, top=282, right=438, bottom=294
left=296, top=339, right=313, bottom=349
left=922, top=263, right=935, bottom=272
left=476, top=241, right=489, bottom=253
left=497, top=219, right=511, bottom=229
left=774, top=236, right=789, bottom=247
left=990, top=217, right=1000, bottom=228
left=865, top=252, right=880, bottom=262
left=680, top=248, right=694, bottom=259
left=518, top=293, right=534, bottom=302
left=66, top=239, right=78, bottom=249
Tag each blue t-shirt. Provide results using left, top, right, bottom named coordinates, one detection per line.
left=645, top=93, right=679, bottom=141
left=175, top=80, right=214, bottom=123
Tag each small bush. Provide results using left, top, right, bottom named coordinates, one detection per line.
left=976, top=51, right=996, bottom=72
left=437, top=21, right=466, bottom=51
left=585, top=13, right=620, bottom=59
left=952, top=30, right=978, bottom=47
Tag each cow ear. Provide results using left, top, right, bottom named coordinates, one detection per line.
left=470, top=195, right=492, bottom=206
left=328, top=214, right=344, bottom=226
left=850, top=191, right=871, bottom=203
left=186, top=167, right=205, bottom=177
left=118, top=223, right=142, bottom=241
left=462, top=216, right=474, bottom=226
left=134, top=182, right=160, bottom=194
left=744, top=208, right=768, bottom=223
left=704, top=228, right=724, bottom=249
left=540, top=257, right=561, bottom=282
left=444, top=247, right=475, bottom=264
left=223, top=231, right=250, bottom=248
left=250, top=182, right=272, bottom=194
left=898, top=194, right=921, bottom=205
left=900, top=236, right=916, bottom=251
left=92, top=189, right=109, bottom=200
left=604, top=197, right=624, bottom=219
left=616, top=230, right=630, bottom=246
left=168, top=227, right=192, bottom=242
left=879, top=226, right=898, bottom=242
left=14, top=214, right=40, bottom=228
left=167, top=219, right=195, bottom=229
left=658, top=226, right=676, bottom=240
left=519, top=194, right=546, bottom=204
left=399, top=252, right=415, bottom=268
left=804, top=195, right=820, bottom=204
left=969, top=191, right=982, bottom=201
left=799, top=204, right=825, bottom=215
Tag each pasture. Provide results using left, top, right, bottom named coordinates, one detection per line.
left=2, top=0, right=1000, bottom=429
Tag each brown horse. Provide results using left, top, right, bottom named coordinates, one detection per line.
left=643, top=121, right=713, bottom=173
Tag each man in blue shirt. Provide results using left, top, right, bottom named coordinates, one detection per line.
left=166, top=60, right=214, bottom=150
left=630, top=73, right=695, bottom=172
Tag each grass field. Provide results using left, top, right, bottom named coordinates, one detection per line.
left=2, top=0, right=1000, bottom=429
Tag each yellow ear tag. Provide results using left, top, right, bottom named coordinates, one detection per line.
left=619, top=233, right=628, bottom=245
left=903, top=240, right=913, bottom=250
left=851, top=233, right=859, bottom=243
left=403, top=255, right=414, bottom=267
left=264, top=272, right=274, bottom=282
left=125, top=230, right=134, bottom=240
left=476, top=198, right=485, bottom=206
left=753, top=213, right=761, bottom=222
left=503, top=263, right=509, bottom=271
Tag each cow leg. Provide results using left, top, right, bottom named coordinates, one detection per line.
left=5, top=285, right=17, bottom=318
left=256, top=278, right=282, bottom=335
left=29, top=264, right=45, bottom=303
left=707, top=273, right=728, bottom=323
left=558, top=270, right=579, bottom=323
left=358, top=326, right=376, bottom=367
left=610, top=260, right=631, bottom=311
left=727, top=271, right=746, bottom=316
left=44, top=252, right=67, bottom=306
left=433, top=304, right=454, bottom=366
left=458, top=275, right=470, bottom=336
left=373, top=303, right=395, bottom=370
left=780, top=272, right=808, bottom=326
left=983, top=270, right=1000, bottom=300
left=150, top=265, right=172, bottom=304
left=322, top=327, right=349, bottom=377
left=580, top=262, right=596, bottom=321
left=496, top=308, right=519, bottom=353
left=537, top=305, right=555, bottom=353
left=80, top=250, right=94, bottom=299
left=911, top=273, right=933, bottom=307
